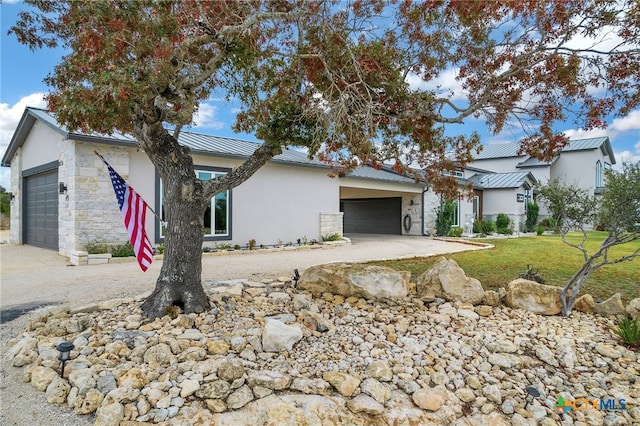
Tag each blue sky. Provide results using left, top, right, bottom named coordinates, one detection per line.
left=2, top=1, right=639, bottom=190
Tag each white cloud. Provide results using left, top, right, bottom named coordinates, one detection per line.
left=192, top=103, right=224, bottom=130
left=614, top=149, right=640, bottom=168
left=1, top=94, right=47, bottom=189
left=610, top=110, right=640, bottom=132
left=562, top=127, right=609, bottom=140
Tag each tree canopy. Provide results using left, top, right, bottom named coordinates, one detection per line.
left=10, top=0, right=640, bottom=318
left=11, top=0, right=640, bottom=198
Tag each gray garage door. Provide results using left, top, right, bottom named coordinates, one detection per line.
left=23, top=168, right=59, bottom=250
left=341, top=197, right=402, bottom=234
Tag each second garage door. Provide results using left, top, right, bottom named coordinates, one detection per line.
left=341, top=197, right=401, bottom=234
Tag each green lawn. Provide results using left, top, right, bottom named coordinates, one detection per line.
left=369, top=232, right=639, bottom=305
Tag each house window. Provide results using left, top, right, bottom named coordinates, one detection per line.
left=198, top=171, right=229, bottom=237
left=451, top=199, right=460, bottom=227
left=596, top=160, right=603, bottom=188
left=158, top=167, right=231, bottom=240
left=473, top=196, right=479, bottom=219
left=443, top=170, right=464, bottom=178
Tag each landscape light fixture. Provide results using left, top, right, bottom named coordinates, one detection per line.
left=524, top=386, right=540, bottom=409
left=56, top=341, right=74, bottom=378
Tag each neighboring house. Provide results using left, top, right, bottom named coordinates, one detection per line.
left=1, top=107, right=431, bottom=256
left=427, top=137, right=615, bottom=232
left=471, top=138, right=616, bottom=217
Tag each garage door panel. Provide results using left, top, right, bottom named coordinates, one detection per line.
left=24, top=169, right=59, bottom=250
left=341, top=197, right=401, bottom=234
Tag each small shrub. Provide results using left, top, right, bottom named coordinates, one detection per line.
left=473, top=219, right=496, bottom=235
left=539, top=217, right=557, bottom=230
left=155, top=243, right=165, bottom=254
left=435, top=199, right=456, bottom=237
left=111, top=242, right=135, bottom=257
left=322, top=233, right=342, bottom=242
left=615, top=315, right=640, bottom=348
left=518, top=265, right=545, bottom=283
left=525, top=202, right=539, bottom=232
left=496, top=213, right=510, bottom=229
left=536, top=226, right=546, bottom=236
left=233, top=244, right=241, bottom=250
left=85, top=241, right=110, bottom=254
left=448, top=227, right=463, bottom=237
left=215, top=242, right=232, bottom=250
left=202, top=246, right=211, bottom=253
left=248, top=239, right=257, bottom=250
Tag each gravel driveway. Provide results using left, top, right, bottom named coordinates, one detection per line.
left=0, top=234, right=484, bottom=316
left=0, top=234, right=485, bottom=426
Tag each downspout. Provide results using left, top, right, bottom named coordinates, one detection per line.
left=422, top=187, right=429, bottom=236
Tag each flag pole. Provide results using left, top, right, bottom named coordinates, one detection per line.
left=94, top=150, right=166, bottom=225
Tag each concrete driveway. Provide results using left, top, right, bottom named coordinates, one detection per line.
left=0, top=234, right=487, bottom=322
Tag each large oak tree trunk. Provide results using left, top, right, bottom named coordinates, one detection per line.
left=140, top=172, right=211, bottom=319
left=135, top=119, right=212, bottom=319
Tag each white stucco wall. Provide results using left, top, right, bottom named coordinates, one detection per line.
left=470, top=157, right=524, bottom=173
left=550, top=149, right=609, bottom=195
left=231, top=162, right=339, bottom=246
left=481, top=187, right=527, bottom=231
left=19, top=122, right=61, bottom=170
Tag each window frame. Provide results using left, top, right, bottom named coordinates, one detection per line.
left=155, top=165, right=232, bottom=242
left=596, top=160, right=603, bottom=188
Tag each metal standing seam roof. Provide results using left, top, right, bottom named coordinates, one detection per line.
left=344, top=165, right=423, bottom=185
left=5, top=107, right=425, bottom=185
left=474, top=136, right=615, bottom=164
left=468, top=171, right=536, bottom=189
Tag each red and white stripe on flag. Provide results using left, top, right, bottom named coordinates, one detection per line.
left=121, top=185, right=154, bottom=271
left=100, top=152, right=154, bottom=272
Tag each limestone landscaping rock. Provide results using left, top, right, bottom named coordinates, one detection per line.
left=594, top=293, right=625, bottom=317
left=574, top=294, right=595, bottom=313
left=261, top=319, right=303, bottom=352
left=416, top=257, right=485, bottom=305
left=297, top=263, right=410, bottom=300
left=504, top=279, right=563, bottom=315
left=6, top=276, right=640, bottom=426
left=626, top=298, right=640, bottom=319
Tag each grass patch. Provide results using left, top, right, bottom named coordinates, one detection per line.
left=368, top=232, right=639, bottom=305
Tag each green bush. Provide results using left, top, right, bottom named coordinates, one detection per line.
left=536, top=225, right=546, bottom=236
left=615, top=315, right=640, bottom=348
left=155, top=243, right=165, bottom=254
left=435, top=199, right=457, bottom=237
left=473, top=219, right=496, bottom=235
left=539, top=217, right=557, bottom=230
left=496, top=213, right=512, bottom=234
left=111, top=242, right=135, bottom=257
left=525, top=202, right=539, bottom=232
left=496, top=213, right=510, bottom=228
left=448, top=227, right=463, bottom=237
left=322, top=233, right=342, bottom=242
left=85, top=241, right=110, bottom=254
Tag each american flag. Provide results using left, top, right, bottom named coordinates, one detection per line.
left=101, top=157, right=153, bottom=272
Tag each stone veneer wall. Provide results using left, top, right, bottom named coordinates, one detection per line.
left=401, top=193, right=422, bottom=235
left=59, top=142, right=130, bottom=256
left=319, top=212, right=343, bottom=239
left=422, top=190, right=441, bottom=236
